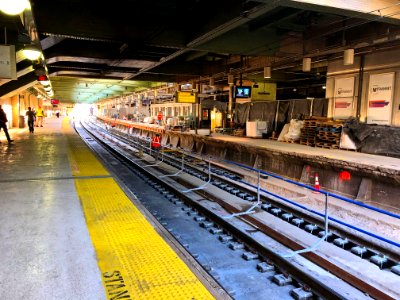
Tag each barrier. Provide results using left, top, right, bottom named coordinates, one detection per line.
left=225, top=159, right=400, bottom=249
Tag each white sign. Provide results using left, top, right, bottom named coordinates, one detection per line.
left=367, top=72, right=394, bottom=125
left=333, top=77, right=354, bottom=119
left=0, top=45, right=17, bottom=80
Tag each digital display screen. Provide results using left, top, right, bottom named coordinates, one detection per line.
left=235, top=86, right=251, bottom=98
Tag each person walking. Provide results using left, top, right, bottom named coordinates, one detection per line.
left=26, top=107, right=35, bottom=133
left=36, top=106, right=44, bottom=127
left=0, top=105, right=13, bottom=143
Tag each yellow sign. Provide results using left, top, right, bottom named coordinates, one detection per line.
left=251, top=83, right=277, bottom=101
left=177, top=91, right=197, bottom=103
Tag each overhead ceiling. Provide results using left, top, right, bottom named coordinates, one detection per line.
left=1, top=0, right=400, bottom=103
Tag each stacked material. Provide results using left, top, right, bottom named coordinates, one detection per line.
left=316, top=121, right=343, bottom=149
left=299, top=117, right=319, bottom=146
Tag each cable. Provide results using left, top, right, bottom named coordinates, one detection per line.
left=222, top=170, right=262, bottom=219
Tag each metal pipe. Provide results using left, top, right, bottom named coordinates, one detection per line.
left=356, top=55, right=365, bottom=121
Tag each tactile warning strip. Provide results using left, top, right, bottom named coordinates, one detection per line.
left=64, top=119, right=213, bottom=299
left=62, top=118, right=109, bottom=177
left=75, top=178, right=213, bottom=300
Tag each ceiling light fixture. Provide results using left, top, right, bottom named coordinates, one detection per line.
left=0, top=0, right=29, bottom=15
left=209, top=77, right=215, bottom=86
left=22, top=45, right=41, bottom=60
left=343, top=49, right=354, bottom=65
left=302, top=57, right=311, bottom=72
left=227, top=74, right=234, bottom=85
left=263, top=66, right=271, bottom=79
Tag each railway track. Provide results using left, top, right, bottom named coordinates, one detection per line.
left=77, top=119, right=400, bottom=300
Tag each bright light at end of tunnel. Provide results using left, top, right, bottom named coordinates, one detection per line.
left=71, top=104, right=94, bottom=120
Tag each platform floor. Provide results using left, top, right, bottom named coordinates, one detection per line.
left=0, top=118, right=214, bottom=300
left=99, top=116, right=400, bottom=172
left=208, top=133, right=400, bottom=172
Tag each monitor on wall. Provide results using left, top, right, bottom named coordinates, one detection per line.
left=234, top=86, right=251, bottom=98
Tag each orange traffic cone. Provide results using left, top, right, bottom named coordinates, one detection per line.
left=313, top=173, right=320, bottom=193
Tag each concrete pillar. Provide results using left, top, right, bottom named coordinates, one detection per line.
left=228, top=85, right=234, bottom=125
left=11, top=95, right=19, bottom=128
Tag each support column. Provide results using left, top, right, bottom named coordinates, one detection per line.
left=228, top=85, right=234, bottom=126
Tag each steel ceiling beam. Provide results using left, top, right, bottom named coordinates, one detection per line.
left=255, top=0, right=400, bottom=24
left=124, top=1, right=282, bottom=80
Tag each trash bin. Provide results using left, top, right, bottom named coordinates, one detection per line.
left=19, top=115, right=25, bottom=128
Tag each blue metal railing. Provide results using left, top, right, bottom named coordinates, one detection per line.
left=225, top=159, right=400, bottom=248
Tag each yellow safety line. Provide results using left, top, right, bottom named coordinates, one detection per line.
left=63, top=118, right=214, bottom=300
left=62, top=118, right=109, bottom=177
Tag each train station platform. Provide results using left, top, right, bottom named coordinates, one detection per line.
left=0, top=117, right=215, bottom=300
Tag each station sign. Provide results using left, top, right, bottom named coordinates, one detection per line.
left=251, top=83, right=277, bottom=101
left=177, top=91, right=197, bottom=103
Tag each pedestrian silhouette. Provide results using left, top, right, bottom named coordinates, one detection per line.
left=0, top=105, right=13, bottom=143
left=26, top=107, right=35, bottom=133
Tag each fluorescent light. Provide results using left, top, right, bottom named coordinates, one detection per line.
left=22, top=45, right=41, bottom=60
left=0, top=0, right=29, bottom=15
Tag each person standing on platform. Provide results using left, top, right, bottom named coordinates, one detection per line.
left=26, top=107, right=35, bottom=133
left=0, top=105, right=13, bottom=143
left=151, top=133, right=162, bottom=159
left=157, top=111, right=163, bottom=126
left=36, top=106, right=44, bottom=127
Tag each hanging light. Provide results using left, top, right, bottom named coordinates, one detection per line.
left=228, top=74, right=234, bottom=85
left=302, top=57, right=311, bottom=72
left=0, top=0, right=29, bottom=15
left=264, top=66, right=271, bottom=79
left=22, top=45, right=41, bottom=60
left=344, top=49, right=354, bottom=65
left=209, top=77, right=215, bottom=86
left=227, top=74, right=234, bottom=85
